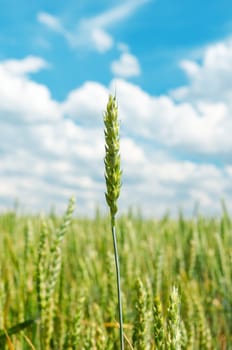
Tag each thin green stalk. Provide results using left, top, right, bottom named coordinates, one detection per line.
left=111, top=223, right=124, bottom=350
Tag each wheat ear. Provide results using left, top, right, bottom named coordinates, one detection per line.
left=166, top=286, right=182, bottom=350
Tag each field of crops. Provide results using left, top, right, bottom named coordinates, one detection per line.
left=0, top=201, right=232, bottom=349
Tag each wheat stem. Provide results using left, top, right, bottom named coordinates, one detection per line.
left=104, top=95, right=124, bottom=350
left=112, top=224, right=124, bottom=350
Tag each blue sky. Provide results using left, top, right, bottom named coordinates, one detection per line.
left=2, top=0, right=232, bottom=99
left=1, top=0, right=232, bottom=216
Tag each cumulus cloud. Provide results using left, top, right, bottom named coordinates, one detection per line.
left=111, top=52, right=141, bottom=77
left=172, top=37, right=232, bottom=103
left=62, top=81, right=109, bottom=127
left=0, top=57, right=106, bottom=214
left=0, top=57, right=60, bottom=123
left=108, top=78, right=232, bottom=156
left=1, top=37, right=232, bottom=216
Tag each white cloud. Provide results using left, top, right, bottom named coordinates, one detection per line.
left=37, top=12, right=75, bottom=49
left=81, top=0, right=150, bottom=29
left=37, top=1, right=150, bottom=53
left=119, top=149, right=229, bottom=216
left=90, top=28, right=113, bottom=53
left=62, top=81, right=109, bottom=127
left=1, top=56, right=49, bottom=76
left=108, top=78, right=232, bottom=156
left=37, top=11, right=114, bottom=53
left=38, top=12, right=64, bottom=33
left=226, top=165, right=232, bottom=177
left=172, top=36, right=232, bottom=103
left=0, top=57, right=60, bottom=123
left=111, top=53, right=141, bottom=77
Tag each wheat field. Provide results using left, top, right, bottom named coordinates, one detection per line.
left=0, top=203, right=232, bottom=349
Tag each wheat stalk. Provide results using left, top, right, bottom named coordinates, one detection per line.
left=104, top=95, right=124, bottom=350
left=36, top=197, right=75, bottom=349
